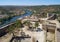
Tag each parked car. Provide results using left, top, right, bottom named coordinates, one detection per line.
left=36, top=28, right=43, bottom=32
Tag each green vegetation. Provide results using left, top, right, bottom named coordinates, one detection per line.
left=35, top=22, right=39, bottom=28
left=51, top=11, right=60, bottom=14
left=25, top=5, right=60, bottom=18
left=0, top=16, right=12, bottom=25
left=14, top=20, right=22, bottom=28
left=0, top=5, right=60, bottom=21
left=7, top=20, right=22, bottom=34
left=23, top=20, right=31, bottom=26
left=7, top=25, right=15, bottom=33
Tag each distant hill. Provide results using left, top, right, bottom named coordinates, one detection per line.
left=0, top=5, right=60, bottom=14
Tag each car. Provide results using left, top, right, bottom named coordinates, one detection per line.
left=36, top=28, right=43, bottom=32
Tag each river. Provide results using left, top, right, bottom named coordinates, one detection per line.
left=0, top=10, right=32, bottom=29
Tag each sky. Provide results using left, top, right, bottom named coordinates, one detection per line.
left=0, top=0, right=60, bottom=6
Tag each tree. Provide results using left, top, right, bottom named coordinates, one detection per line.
left=23, top=20, right=31, bottom=26
left=35, top=22, right=39, bottom=28
left=15, top=20, right=22, bottom=28
left=7, top=25, right=15, bottom=35
left=7, top=20, right=22, bottom=36
left=23, top=20, right=32, bottom=29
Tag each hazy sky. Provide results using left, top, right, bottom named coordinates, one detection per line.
left=0, top=0, right=60, bottom=5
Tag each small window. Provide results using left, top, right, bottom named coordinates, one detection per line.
left=57, top=28, right=60, bottom=32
